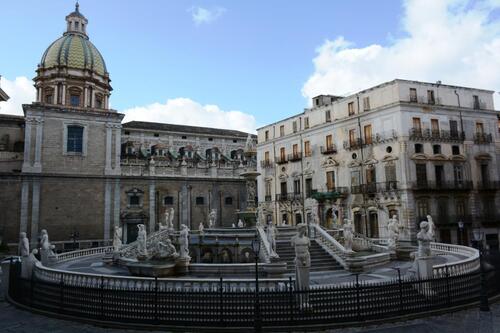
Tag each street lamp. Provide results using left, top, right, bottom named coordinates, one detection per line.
left=69, top=230, right=80, bottom=251
left=457, top=221, right=464, bottom=245
left=251, top=233, right=261, bottom=331
left=472, top=227, right=490, bottom=312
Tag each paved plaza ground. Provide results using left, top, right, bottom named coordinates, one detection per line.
left=1, top=268, right=499, bottom=333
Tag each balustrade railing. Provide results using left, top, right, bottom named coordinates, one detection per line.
left=320, top=145, right=337, bottom=155
left=409, top=128, right=465, bottom=142
left=312, top=224, right=347, bottom=269
left=431, top=242, right=480, bottom=277
left=256, top=225, right=272, bottom=263
left=411, top=180, right=473, bottom=191
left=474, top=133, right=493, bottom=144
left=57, top=246, right=113, bottom=263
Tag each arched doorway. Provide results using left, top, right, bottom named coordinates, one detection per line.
left=325, top=209, right=334, bottom=229
left=295, top=213, right=302, bottom=225
left=368, top=212, right=379, bottom=238
left=354, top=212, right=363, bottom=235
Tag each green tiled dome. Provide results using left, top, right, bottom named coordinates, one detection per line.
left=40, top=34, right=107, bottom=76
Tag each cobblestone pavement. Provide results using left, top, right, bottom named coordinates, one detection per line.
left=1, top=271, right=499, bottom=332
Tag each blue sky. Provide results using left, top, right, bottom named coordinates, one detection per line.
left=1, top=0, right=499, bottom=132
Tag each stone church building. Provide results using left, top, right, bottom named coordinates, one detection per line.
left=0, top=5, right=256, bottom=249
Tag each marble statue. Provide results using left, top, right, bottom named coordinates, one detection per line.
left=291, top=223, right=311, bottom=308
left=343, top=219, right=354, bottom=252
left=19, top=232, right=29, bottom=257
left=417, top=218, right=435, bottom=258
left=208, top=209, right=216, bottom=228
left=244, top=134, right=256, bottom=152
left=386, top=215, right=401, bottom=249
left=266, top=221, right=279, bottom=258
left=152, top=238, right=178, bottom=261
left=426, top=215, right=435, bottom=241
left=169, top=208, right=175, bottom=229
left=113, top=226, right=122, bottom=252
left=232, top=223, right=236, bottom=228
left=159, top=210, right=170, bottom=230
left=40, top=229, right=50, bottom=251
left=136, top=224, right=148, bottom=259
left=22, top=249, right=40, bottom=279
left=198, top=222, right=205, bottom=235
left=39, top=229, right=56, bottom=265
left=179, top=224, right=190, bottom=259
left=238, top=219, right=244, bottom=228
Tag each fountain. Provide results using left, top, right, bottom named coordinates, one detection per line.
left=237, top=134, right=260, bottom=226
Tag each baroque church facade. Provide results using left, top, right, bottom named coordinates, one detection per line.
left=0, top=5, right=256, bottom=249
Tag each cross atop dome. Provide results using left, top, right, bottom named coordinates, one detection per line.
left=65, top=1, right=88, bottom=37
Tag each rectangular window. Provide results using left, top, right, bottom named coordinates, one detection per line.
left=304, top=141, right=311, bottom=157
left=325, top=110, right=331, bottom=122
left=164, top=196, right=174, bottom=205
left=67, top=126, right=84, bottom=153
left=473, top=95, right=480, bottom=109
left=292, top=144, right=298, bottom=156
left=385, top=164, right=396, bottom=182
left=427, top=90, right=435, bottom=104
left=416, top=164, right=427, bottom=186
left=326, top=134, right=333, bottom=149
left=350, top=170, right=360, bottom=187
left=450, top=120, right=459, bottom=138
left=453, top=165, right=463, bottom=185
left=363, top=97, right=370, bottom=111
left=431, top=119, right=439, bottom=137
left=415, top=143, right=423, bottom=154
left=264, top=151, right=270, bottom=162
left=70, top=94, right=80, bottom=107
left=326, top=171, right=335, bottom=190
left=292, top=121, right=297, bottom=133
left=265, top=182, right=272, bottom=197
left=280, top=147, right=286, bottom=161
left=366, top=168, right=376, bottom=184
left=452, top=145, right=460, bottom=155
left=45, top=94, right=53, bottom=104
left=304, top=117, right=309, bottom=129
left=348, top=102, right=355, bottom=116
left=129, top=195, right=140, bottom=206
left=95, top=97, right=103, bottom=109
left=280, top=125, right=285, bottom=136
left=476, top=122, right=484, bottom=134
left=410, top=88, right=417, bottom=102
left=280, top=182, right=287, bottom=195
left=433, top=144, right=441, bottom=154
left=435, top=165, right=444, bottom=187
left=225, top=197, right=233, bottom=205
left=265, top=130, right=269, bottom=141
left=195, top=197, right=205, bottom=205
left=364, top=124, right=372, bottom=145
left=413, top=117, right=422, bottom=133
left=306, top=178, right=313, bottom=197
left=293, top=179, right=300, bottom=194
left=349, top=129, right=356, bottom=147
left=417, top=199, right=429, bottom=220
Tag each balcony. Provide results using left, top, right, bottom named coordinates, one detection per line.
left=473, top=133, right=492, bottom=144
left=312, top=187, right=349, bottom=201
left=275, top=193, right=302, bottom=202
left=260, top=160, right=274, bottom=169
left=275, top=155, right=288, bottom=164
left=476, top=181, right=500, bottom=191
left=306, top=189, right=318, bottom=198
left=411, top=180, right=473, bottom=191
left=264, top=195, right=272, bottom=202
left=350, top=182, right=398, bottom=194
left=409, top=128, right=465, bottom=142
left=287, top=152, right=303, bottom=162
left=276, top=193, right=289, bottom=201
left=364, top=130, right=398, bottom=145
left=320, top=145, right=337, bottom=155
left=324, top=186, right=349, bottom=197
left=343, top=138, right=363, bottom=151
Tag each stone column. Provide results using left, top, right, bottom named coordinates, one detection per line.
left=91, top=88, right=96, bottom=108
left=149, top=182, right=156, bottom=233
left=22, top=118, right=33, bottom=171
left=105, top=123, right=113, bottom=174
left=84, top=87, right=88, bottom=107
left=61, top=84, right=66, bottom=105
left=53, top=84, right=58, bottom=105
left=36, top=87, right=42, bottom=102
left=20, top=180, right=29, bottom=234
left=30, top=179, right=40, bottom=243
left=104, top=179, right=112, bottom=240
left=113, top=179, right=120, bottom=228
left=33, top=118, right=44, bottom=172
left=114, top=125, right=122, bottom=173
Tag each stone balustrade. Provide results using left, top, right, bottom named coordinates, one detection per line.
left=256, top=225, right=272, bottom=263
left=431, top=242, right=480, bottom=277
left=57, top=246, right=113, bottom=263
left=313, top=224, right=348, bottom=268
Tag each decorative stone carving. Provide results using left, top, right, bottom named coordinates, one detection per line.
left=198, top=222, right=204, bottom=235
left=19, top=232, right=29, bottom=257
left=266, top=221, right=279, bottom=258
left=291, top=223, right=310, bottom=308
left=208, top=209, right=216, bottom=228
left=169, top=207, right=175, bottom=230
left=113, top=226, right=122, bottom=252
left=417, top=216, right=435, bottom=258
left=179, top=224, right=190, bottom=259
left=343, top=219, right=354, bottom=252
left=136, top=224, right=148, bottom=260
left=386, top=215, right=402, bottom=250
left=238, top=219, right=244, bottom=228
left=151, top=238, right=178, bottom=261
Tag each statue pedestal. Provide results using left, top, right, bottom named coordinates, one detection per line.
left=40, top=249, right=57, bottom=266
left=175, top=257, right=191, bottom=275
left=344, top=252, right=364, bottom=273
left=415, top=256, right=434, bottom=279
left=262, top=259, right=287, bottom=277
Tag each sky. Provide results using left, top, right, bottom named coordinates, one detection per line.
left=0, top=0, right=499, bottom=133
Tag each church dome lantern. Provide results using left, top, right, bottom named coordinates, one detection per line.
left=34, top=2, right=112, bottom=111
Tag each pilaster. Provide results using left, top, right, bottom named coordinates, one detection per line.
left=32, top=118, right=44, bottom=173
left=30, top=179, right=40, bottom=243
left=105, top=123, right=113, bottom=174
left=22, top=118, right=33, bottom=171
left=149, top=182, right=156, bottom=233
left=104, top=179, right=112, bottom=240
left=20, top=180, right=30, bottom=235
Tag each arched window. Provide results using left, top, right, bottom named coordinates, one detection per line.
left=68, top=87, right=82, bottom=107
left=67, top=125, right=84, bottom=153
left=44, top=87, right=54, bottom=104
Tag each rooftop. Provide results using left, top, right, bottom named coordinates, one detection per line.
left=122, top=121, right=256, bottom=138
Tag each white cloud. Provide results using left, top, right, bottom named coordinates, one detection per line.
left=302, top=0, right=500, bottom=108
left=0, top=76, right=36, bottom=116
left=189, top=6, right=226, bottom=25
left=122, top=98, right=256, bottom=133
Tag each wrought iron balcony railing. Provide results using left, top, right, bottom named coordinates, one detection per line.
left=320, top=145, right=337, bottom=155
left=275, top=156, right=288, bottom=164
left=260, top=160, right=274, bottom=168
left=264, top=195, right=272, bottom=202
left=350, top=182, right=398, bottom=194
left=411, top=180, right=473, bottom=191
left=409, top=128, right=465, bottom=142
left=473, top=133, right=492, bottom=144
left=343, top=138, right=363, bottom=151
left=275, top=193, right=302, bottom=202
left=287, top=152, right=303, bottom=162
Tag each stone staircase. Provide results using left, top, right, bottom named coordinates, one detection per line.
left=275, top=227, right=343, bottom=273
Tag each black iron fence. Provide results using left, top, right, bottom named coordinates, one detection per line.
left=7, top=260, right=497, bottom=330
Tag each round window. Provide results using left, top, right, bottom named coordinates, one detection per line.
left=386, top=146, right=393, bottom=153
left=352, top=153, right=357, bottom=159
